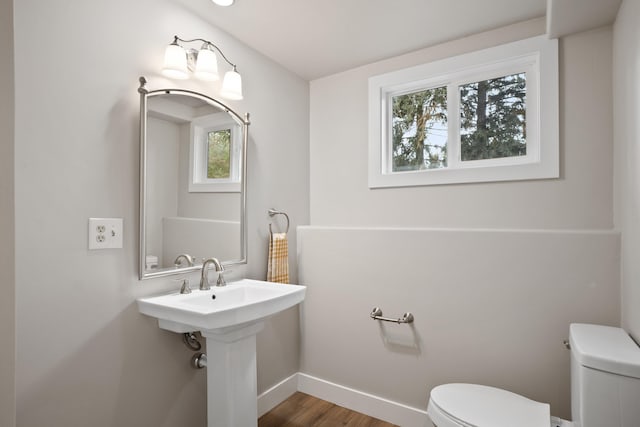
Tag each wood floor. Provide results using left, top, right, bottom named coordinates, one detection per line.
left=258, top=392, right=398, bottom=427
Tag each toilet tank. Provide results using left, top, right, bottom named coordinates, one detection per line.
left=570, top=323, right=640, bottom=427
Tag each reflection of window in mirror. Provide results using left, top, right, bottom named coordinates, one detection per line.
left=208, top=128, right=231, bottom=179
left=189, top=113, right=242, bottom=193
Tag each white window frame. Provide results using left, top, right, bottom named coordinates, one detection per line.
left=368, top=35, right=559, bottom=188
left=189, top=112, right=242, bottom=193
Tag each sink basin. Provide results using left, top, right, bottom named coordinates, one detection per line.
left=137, top=278, right=306, bottom=333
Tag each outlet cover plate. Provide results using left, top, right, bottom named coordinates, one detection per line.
left=88, top=218, right=123, bottom=250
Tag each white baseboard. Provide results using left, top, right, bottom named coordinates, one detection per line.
left=257, top=373, right=299, bottom=417
left=258, top=372, right=430, bottom=426
left=298, top=373, right=430, bottom=427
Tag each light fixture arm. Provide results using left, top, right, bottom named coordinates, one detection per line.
left=172, top=35, right=238, bottom=72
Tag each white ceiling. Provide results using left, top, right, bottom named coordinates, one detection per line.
left=175, top=0, right=621, bottom=81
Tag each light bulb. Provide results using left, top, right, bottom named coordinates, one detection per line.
left=194, top=45, right=219, bottom=81
left=162, top=42, right=188, bottom=79
left=220, top=69, right=243, bottom=100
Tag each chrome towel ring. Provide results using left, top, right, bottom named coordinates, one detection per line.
left=268, top=208, right=290, bottom=234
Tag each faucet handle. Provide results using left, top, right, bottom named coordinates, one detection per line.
left=216, top=269, right=230, bottom=287
left=173, top=278, right=192, bottom=294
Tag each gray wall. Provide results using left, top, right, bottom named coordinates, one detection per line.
left=13, top=0, right=309, bottom=426
left=0, top=0, right=16, bottom=425
left=301, top=19, right=618, bottom=420
left=309, top=19, right=613, bottom=230
left=614, top=0, right=640, bottom=338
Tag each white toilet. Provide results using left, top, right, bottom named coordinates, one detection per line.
left=427, top=323, right=640, bottom=427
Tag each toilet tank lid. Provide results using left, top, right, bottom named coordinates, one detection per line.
left=570, top=323, right=640, bottom=379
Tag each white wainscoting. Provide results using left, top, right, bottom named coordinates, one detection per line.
left=295, top=226, right=620, bottom=420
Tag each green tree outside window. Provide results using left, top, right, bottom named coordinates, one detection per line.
left=392, top=87, right=448, bottom=171
left=460, top=72, right=526, bottom=161
left=207, top=129, right=231, bottom=179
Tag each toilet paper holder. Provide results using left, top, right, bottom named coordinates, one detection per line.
left=370, top=307, right=414, bottom=324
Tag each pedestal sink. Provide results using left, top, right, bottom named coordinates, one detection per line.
left=137, top=279, right=306, bottom=427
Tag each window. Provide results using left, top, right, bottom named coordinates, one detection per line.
left=189, top=113, right=242, bottom=193
left=392, top=85, right=448, bottom=171
left=459, top=72, right=527, bottom=162
left=369, top=36, right=558, bottom=188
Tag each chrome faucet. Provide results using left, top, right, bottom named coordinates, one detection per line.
left=174, top=253, right=195, bottom=267
left=200, top=257, right=226, bottom=290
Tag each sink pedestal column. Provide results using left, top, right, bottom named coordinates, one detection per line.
left=201, top=321, right=265, bottom=427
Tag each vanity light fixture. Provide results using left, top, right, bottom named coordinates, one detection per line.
left=212, top=0, right=235, bottom=5
left=161, top=35, right=243, bottom=100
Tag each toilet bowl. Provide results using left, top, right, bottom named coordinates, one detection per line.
left=427, top=323, right=640, bottom=427
left=427, top=383, right=571, bottom=427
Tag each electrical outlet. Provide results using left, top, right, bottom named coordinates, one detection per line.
left=88, top=218, right=123, bottom=250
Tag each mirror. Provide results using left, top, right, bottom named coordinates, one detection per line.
left=138, top=77, right=249, bottom=279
